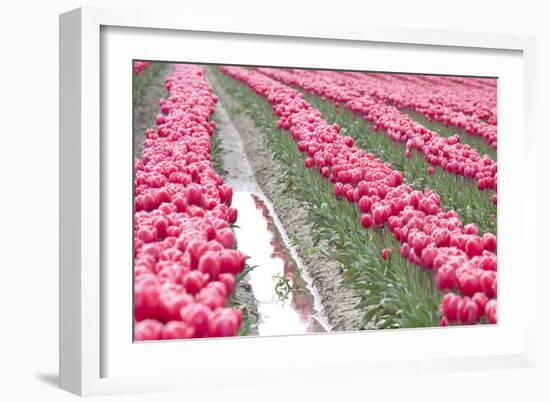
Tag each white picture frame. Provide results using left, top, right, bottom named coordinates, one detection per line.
left=59, top=6, right=537, bottom=396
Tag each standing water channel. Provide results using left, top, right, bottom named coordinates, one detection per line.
left=213, top=93, right=331, bottom=336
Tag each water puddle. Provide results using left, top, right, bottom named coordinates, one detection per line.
left=210, top=90, right=331, bottom=335
left=232, top=190, right=330, bottom=336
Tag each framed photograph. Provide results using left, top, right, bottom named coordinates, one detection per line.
left=59, top=6, right=537, bottom=396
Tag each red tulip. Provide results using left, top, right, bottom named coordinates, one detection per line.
left=334, top=183, right=344, bottom=199
left=219, top=273, right=236, bottom=295
left=372, top=207, right=385, bottom=226
left=227, top=207, right=238, bottom=224
left=198, top=251, right=222, bottom=280
left=182, top=271, right=209, bottom=294
left=465, top=236, right=483, bottom=257
left=195, top=288, right=226, bottom=310
left=159, top=289, right=194, bottom=321
left=440, top=293, right=461, bottom=322
left=358, top=196, right=370, bottom=213
left=482, top=233, right=497, bottom=252
left=173, top=196, right=187, bottom=213
left=436, top=264, right=457, bottom=291
left=134, top=282, right=161, bottom=321
left=485, top=299, right=497, bottom=324
left=217, top=228, right=235, bottom=249
left=205, top=281, right=229, bottom=297
left=161, top=321, right=195, bottom=339
left=458, top=271, right=481, bottom=296
left=361, top=213, right=373, bottom=229
left=420, top=247, right=437, bottom=269
left=472, top=292, right=489, bottom=313
left=480, top=271, right=497, bottom=298
left=186, top=184, right=204, bottom=207
left=464, top=223, right=478, bottom=235
left=134, top=319, right=164, bottom=341
left=152, top=217, right=169, bottom=238
left=208, top=308, right=241, bottom=337
left=180, top=303, right=212, bottom=337
left=219, top=184, right=233, bottom=205
left=400, top=243, right=410, bottom=258
left=219, top=249, right=246, bottom=275
left=479, top=255, right=497, bottom=271
left=433, top=228, right=451, bottom=247
left=458, top=297, right=480, bottom=325
left=137, top=228, right=157, bottom=243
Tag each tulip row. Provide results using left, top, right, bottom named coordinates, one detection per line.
left=440, top=76, right=497, bottom=90
left=257, top=68, right=498, bottom=195
left=133, top=64, right=247, bottom=341
left=218, top=66, right=497, bottom=326
left=298, top=90, right=499, bottom=325
left=258, top=68, right=497, bottom=234
left=326, top=72, right=498, bottom=160
left=354, top=72, right=496, bottom=91
left=366, top=72, right=496, bottom=91
left=293, top=85, right=496, bottom=236
left=133, top=61, right=152, bottom=75
left=212, top=66, right=439, bottom=328
left=347, top=71, right=498, bottom=144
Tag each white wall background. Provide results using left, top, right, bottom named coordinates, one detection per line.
left=0, top=0, right=547, bottom=401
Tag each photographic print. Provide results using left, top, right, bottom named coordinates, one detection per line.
left=133, top=62, right=497, bottom=341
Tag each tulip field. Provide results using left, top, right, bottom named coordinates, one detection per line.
left=133, top=61, right=497, bottom=341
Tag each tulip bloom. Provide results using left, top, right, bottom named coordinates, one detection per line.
left=381, top=248, right=392, bottom=261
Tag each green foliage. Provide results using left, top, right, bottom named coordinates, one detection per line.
left=303, top=93, right=497, bottom=236
left=213, top=68, right=442, bottom=330
left=132, top=62, right=165, bottom=100
left=236, top=264, right=257, bottom=285
left=273, top=274, right=292, bottom=303
left=228, top=265, right=258, bottom=337
left=232, top=303, right=252, bottom=337
left=403, top=108, right=497, bottom=161
left=209, top=113, right=228, bottom=176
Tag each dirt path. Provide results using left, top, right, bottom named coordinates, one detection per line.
left=212, top=89, right=333, bottom=336
left=207, top=67, right=365, bottom=332
left=211, top=99, right=261, bottom=335
left=132, top=63, right=171, bottom=160
left=212, top=100, right=258, bottom=192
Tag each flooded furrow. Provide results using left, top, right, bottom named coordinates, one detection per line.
left=212, top=88, right=331, bottom=336
left=232, top=191, right=330, bottom=335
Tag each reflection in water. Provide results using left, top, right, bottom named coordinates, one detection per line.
left=211, top=97, right=329, bottom=335
left=232, top=191, right=329, bottom=336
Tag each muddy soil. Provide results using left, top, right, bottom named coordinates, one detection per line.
left=211, top=86, right=262, bottom=336
left=133, top=63, right=171, bottom=160
left=207, top=67, right=365, bottom=332
left=213, top=92, right=330, bottom=336
left=232, top=280, right=259, bottom=336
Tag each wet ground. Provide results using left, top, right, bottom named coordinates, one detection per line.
left=133, top=63, right=171, bottom=160
left=213, top=96, right=330, bottom=336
